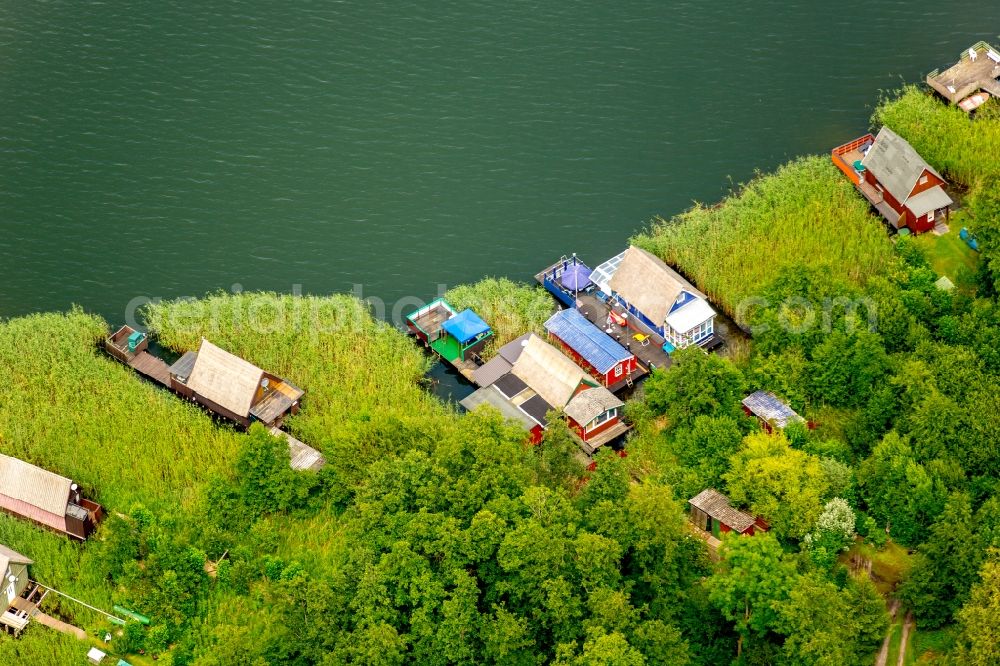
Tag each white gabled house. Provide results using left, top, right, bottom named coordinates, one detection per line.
left=590, top=246, right=717, bottom=350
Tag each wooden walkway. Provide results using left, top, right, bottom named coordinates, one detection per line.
left=32, top=611, right=86, bottom=639
left=270, top=427, right=325, bottom=471
left=128, top=350, right=171, bottom=387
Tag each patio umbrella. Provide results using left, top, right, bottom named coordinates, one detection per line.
left=560, top=264, right=592, bottom=291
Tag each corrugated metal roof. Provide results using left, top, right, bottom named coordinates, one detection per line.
left=862, top=127, right=945, bottom=204
left=511, top=335, right=596, bottom=408
left=608, top=246, right=704, bottom=325
left=905, top=186, right=953, bottom=217
left=688, top=488, right=756, bottom=533
left=544, top=308, right=632, bottom=374
left=186, top=339, right=264, bottom=418
left=564, top=387, right=623, bottom=425
left=472, top=355, right=513, bottom=388
left=742, top=390, right=804, bottom=429
left=0, top=454, right=71, bottom=517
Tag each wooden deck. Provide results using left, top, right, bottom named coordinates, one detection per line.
left=576, top=293, right=673, bottom=372
left=858, top=179, right=901, bottom=228
left=927, top=43, right=1000, bottom=104
left=269, top=427, right=325, bottom=471
left=128, top=351, right=172, bottom=387
left=32, top=611, right=86, bottom=639
left=579, top=421, right=631, bottom=455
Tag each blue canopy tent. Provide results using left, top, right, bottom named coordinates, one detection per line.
left=440, top=309, right=493, bottom=361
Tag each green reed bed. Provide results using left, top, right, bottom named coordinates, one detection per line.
left=444, top=277, right=554, bottom=354
left=0, top=309, right=244, bottom=514
left=873, top=86, right=1000, bottom=189
left=633, top=156, right=899, bottom=326
left=143, top=292, right=455, bottom=453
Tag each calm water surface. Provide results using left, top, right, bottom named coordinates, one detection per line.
left=2, top=1, right=999, bottom=326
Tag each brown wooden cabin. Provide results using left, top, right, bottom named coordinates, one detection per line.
left=688, top=488, right=767, bottom=538
left=833, top=128, right=952, bottom=234
left=0, top=454, right=102, bottom=541
left=168, top=339, right=304, bottom=428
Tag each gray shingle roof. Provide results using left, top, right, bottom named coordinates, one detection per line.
left=861, top=127, right=945, bottom=204
left=564, top=387, right=623, bottom=425
left=688, top=488, right=756, bottom=533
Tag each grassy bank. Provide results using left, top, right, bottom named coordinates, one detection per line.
left=633, top=156, right=899, bottom=325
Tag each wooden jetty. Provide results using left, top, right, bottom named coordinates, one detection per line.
left=105, top=326, right=325, bottom=471
left=405, top=299, right=493, bottom=381
left=926, top=41, right=1000, bottom=107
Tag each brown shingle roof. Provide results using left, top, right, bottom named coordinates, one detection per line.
left=688, top=488, right=756, bottom=533
left=564, top=387, right=623, bottom=425
left=186, top=339, right=264, bottom=419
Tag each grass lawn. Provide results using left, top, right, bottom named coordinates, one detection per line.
left=913, top=211, right=980, bottom=292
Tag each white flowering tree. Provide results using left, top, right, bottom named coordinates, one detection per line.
left=804, top=498, right=856, bottom=568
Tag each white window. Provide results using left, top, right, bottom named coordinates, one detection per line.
left=919, top=175, right=928, bottom=185
left=614, top=364, right=623, bottom=377
left=587, top=407, right=619, bottom=431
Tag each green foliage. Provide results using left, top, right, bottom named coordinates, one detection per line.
left=724, top=432, right=829, bottom=540
left=899, top=493, right=987, bottom=629
left=643, top=347, right=745, bottom=428
left=857, top=432, right=948, bottom=545
left=950, top=550, right=1000, bottom=666
left=803, top=498, right=857, bottom=569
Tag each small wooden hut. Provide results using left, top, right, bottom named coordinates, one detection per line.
left=169, top=339, right=304, bottom=428
left=742, top=390, right=805, bottom=433
left=688, top=488, right=767, bottom=538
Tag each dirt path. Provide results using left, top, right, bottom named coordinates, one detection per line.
left=897, top=611, right=914, bottom=666
left=874, top=600, right=901, bottom=666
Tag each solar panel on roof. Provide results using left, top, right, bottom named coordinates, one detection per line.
left=519, top=394, right=553, bottom=426
left=493, top=373, right=528, bottom=398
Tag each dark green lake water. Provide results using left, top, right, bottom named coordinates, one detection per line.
left=2, top=1, right=999, bottom=323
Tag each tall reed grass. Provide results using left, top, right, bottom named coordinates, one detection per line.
left=873, top=86, right=1000, bottom=188
left=633, top=156, right=899, bottom=325
left=444, top=278, right=554, bottom=354
left=143, top=292, right=455, bottom=457
left=0, top=309, right=244, bottom=513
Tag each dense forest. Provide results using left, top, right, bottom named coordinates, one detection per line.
left=1, top=87, right=999, bottom=664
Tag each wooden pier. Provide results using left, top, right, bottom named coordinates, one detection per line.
left=927, top=42, right=1000, bottom=106
left=576, top=293, right=673, bottom=373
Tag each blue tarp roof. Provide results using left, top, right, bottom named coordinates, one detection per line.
left=443, top=309, right=491, bottom=344
left=544, top=308, right=632, bottom=374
